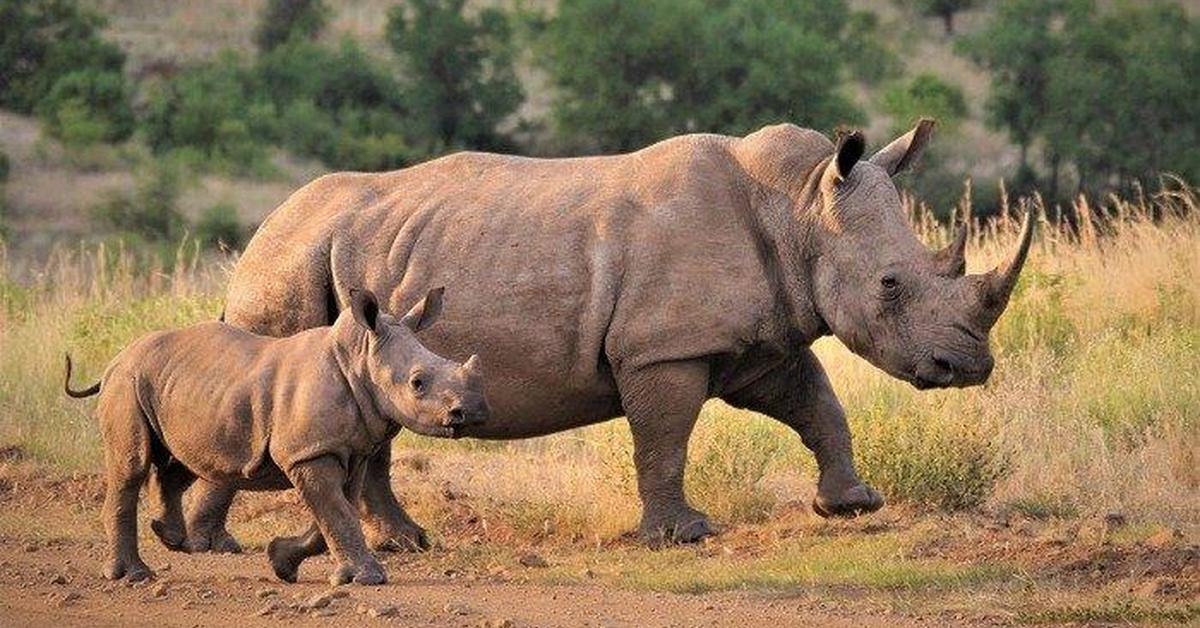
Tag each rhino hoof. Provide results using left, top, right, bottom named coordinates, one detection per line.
left=813, top=483, right=884, bottom=518
left=267, top=538, right=301, bottom=583
left=330, top=561, right=387, bottom=586
left=367, top=522, right=430, bottom=553
left=640, top=508, right=715, bottom=549
left=104, top=557, right=154, bottom=582
left=150, top=518, right=187, bottom=552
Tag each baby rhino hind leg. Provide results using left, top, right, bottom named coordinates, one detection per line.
left=99, top=389, right=155, bottom=581
left=150, top=462, right=195, bottom=552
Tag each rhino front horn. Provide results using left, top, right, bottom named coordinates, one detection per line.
left=975, top=210, right=1035, bottom=328
left=462, top=354, right=481, bottom=375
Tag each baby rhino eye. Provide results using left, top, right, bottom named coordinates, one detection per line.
left=410, top=374, right=427, bottom=394
left=881, top=275, right=899, bottom=290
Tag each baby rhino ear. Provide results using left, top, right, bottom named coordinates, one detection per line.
left=401, top=286, right=445, bottom=332
left=350, top=288, right=381, bottom=335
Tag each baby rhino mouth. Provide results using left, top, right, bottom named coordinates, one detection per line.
left=405, top=405, right=486, bottom=439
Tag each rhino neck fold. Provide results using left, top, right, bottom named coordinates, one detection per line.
left=742, top=165, right=831, bottom=347
left=331, top=332, right=398, bottom=447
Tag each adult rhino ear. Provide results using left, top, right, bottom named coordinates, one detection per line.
left=350, top=288, right=381, bottom=335
left=401, top=286, right=445, bottom=333
left=870, top=118, right=935, bottom=177
left=827, top=130, right=866, bottom=184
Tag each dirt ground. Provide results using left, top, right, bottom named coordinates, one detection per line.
left=0, top=451, right=1196, bottom=628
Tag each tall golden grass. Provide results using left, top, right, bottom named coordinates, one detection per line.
left=1, top=181, right=1196, bottom=542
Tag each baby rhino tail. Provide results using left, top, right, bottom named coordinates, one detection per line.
left=64, top=354, right=101, bottom=398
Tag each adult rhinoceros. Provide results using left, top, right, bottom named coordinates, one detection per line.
left=179, top=119, right=1032, bottom=552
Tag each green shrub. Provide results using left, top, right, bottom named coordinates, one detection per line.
left=852, top=401, right=1011, bottom=511
left=993, top=270, right=1079, bottom=355
left=195, top=202, right=244, bottom=250
left=139, top=52, right=273, bottom=172
left=91, top=163, right=186, bottom=241
left=0, top=0, right=126, bottom=113
left=37, top=69, right=134, bottom=145
left=255, top=0, right=330, bottom=53
left=686, top=406, right=786, bottom=523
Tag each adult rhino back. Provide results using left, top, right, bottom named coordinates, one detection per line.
left=226, top=138, right=770, bottom=438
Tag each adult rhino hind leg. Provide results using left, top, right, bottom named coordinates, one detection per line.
left=150, top=461, right=195, bottom=552
left=360, top=445, right=430, bottom=552
left=183, top=480, right=242, bottom=554
left=724, top=349, right=882, bottom=518
left=618, top=360, right=714, bottom=548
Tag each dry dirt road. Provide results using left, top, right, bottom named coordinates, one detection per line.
left=0, top=535, right=931, bottom=628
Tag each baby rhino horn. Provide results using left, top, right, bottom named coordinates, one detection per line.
left=462, top=354, right=481, bottom=375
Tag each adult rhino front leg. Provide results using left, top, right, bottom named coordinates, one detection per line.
left=359, top=445, right=430, bottom=552
left=724, top=349, right=882, bottom=518
left=618, top=360, right=714, bottom=547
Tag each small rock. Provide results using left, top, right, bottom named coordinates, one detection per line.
left=256, top=602, right=281, bottom=617
left=326, top=588, right=350, bottom=600
left=368, top=604, right=400, bottom=618
left=57, top=591, right=82, bottom=607
left=255, top=587, right=279, bottom=599
left=480, top=618, right=515, bottom=628
left=22, top=543, right=38, bottom=553
left=305, top=591, right=334, bottom=610
left=518, top=553, right=548, bottom=568
left=49, top=573, right=68, bottom=585
left=152, top=582, right=170, bottom=598
left=311, top=608, right=337, bottom=618
left=444, top=602, right=473, bottom=616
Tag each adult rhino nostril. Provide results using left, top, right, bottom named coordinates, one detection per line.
left=932, top=355, right=954, bottom=374
left=447, top=408, right=465, bottom=425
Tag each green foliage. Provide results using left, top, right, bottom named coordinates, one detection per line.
left=257, top=39, right=415, bottom=169
left=0, top=0, right=127, bottom=114
left=37, top=68, right=134, bottom=145
left=965, top=0, right=1198, bottom=198
left=539, top=0, right=865, bottom=153
left=686, top=407, right=784, bottom=523
left=90, top=162, right=187, bottom=242
left=386, top=0, right=524, bottom=152
left=852, top=399, right=1010, bottom=511
left=195, top=202, right=244, bottom=250
left=881, top=74, right=967, bottom=136
left=140, top=52, right=275, bottom=174
left=901, top=0, right=979, bottom=35
left=254, top=0, right=330, bottom=53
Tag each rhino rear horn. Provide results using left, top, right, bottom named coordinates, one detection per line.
left=935, top=222, right=968, bottom=277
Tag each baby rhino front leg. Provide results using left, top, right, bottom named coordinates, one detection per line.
left=279, top=456, right=385, bottom=585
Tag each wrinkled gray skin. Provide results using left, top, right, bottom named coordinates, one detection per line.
left=65, top=288, right=489, bottom=584
left=188, top=119, right=1033, bottom=549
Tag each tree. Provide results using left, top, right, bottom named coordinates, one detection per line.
left=904, top=0, right=980, bottom=36
left=880, top=74, right=969, bottom=216
left=965, top=0, right=1199, bottom=198
left=538, top=0, right=865, bottom=153
left=960, top=0, right=1068, bottom=191
left=386, top=0, right=524, bottom=152
left=254, top=0, right=330, bottom=53
left=0, top=0, right=127, bottom=113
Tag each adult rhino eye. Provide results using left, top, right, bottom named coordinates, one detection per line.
left=880, top=275, right=901, bottom=298
left=410, top=375, right=427, bottom=395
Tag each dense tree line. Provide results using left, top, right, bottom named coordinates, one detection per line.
left=1, top=0, right=1196, bottom=208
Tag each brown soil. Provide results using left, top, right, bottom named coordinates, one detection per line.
left=0, top=535, right=927, bottom=628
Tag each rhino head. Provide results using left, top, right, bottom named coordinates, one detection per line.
left=347, top=287, right=490, bottom=437
left=809, top=119, right=1033, bottom=389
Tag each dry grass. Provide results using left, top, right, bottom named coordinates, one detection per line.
left=2, top=182, right=1196, bottom=544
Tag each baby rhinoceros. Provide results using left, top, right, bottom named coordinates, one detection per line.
left=64, top=287, right=488, bottom=585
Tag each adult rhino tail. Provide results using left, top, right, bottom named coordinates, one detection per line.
left=64, top=354, right=101, bottom=398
